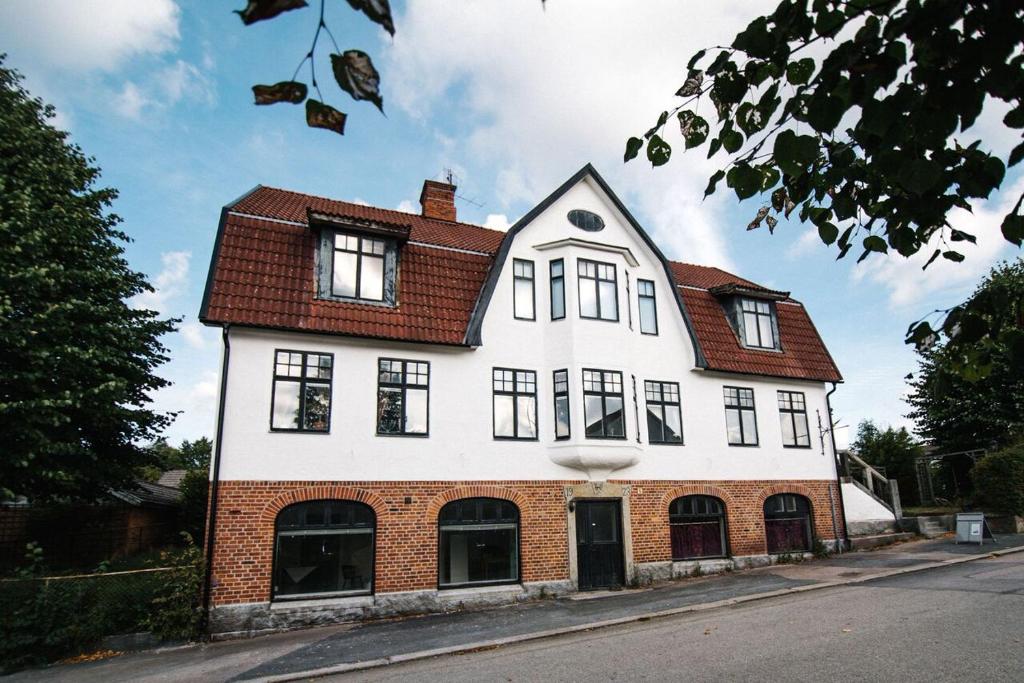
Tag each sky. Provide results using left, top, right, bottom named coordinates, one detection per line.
left=1, top=0, right=1020, bottom=449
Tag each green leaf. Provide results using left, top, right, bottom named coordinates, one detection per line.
left=252, top=81, right=307, bottom=105
left=645, top=110, right=669, bottom=139
left=942, top=250, right=965, bottom=262
left=815, top=9, right=844, bottom=37
left=732, top=16, right=773, bottom=58
left=1004, top=106, right=1024, bottom=129
left=726, top=163, right=763, bottom=200
left=1009, top=141, right=1024, bottom=168
left=676, top=70, right=704, bottom=98
left=1001, top=212, right=1024, bottom=245
left=818, top=222, right=839, bottom=245
left=704, top=169, right=726, bottom=198
left=647, top=134, right=672, bottom=166
left=786, top=58, right=815, bottom=85
left=805, top=94, right=846, bottom=133
left=721, top=128, right=743, bottom=153
left=863, top=235, right=888, bottom=253
left=771, top=188, right=787, bottom=212
left=686, top=49, right=707, bottom=70
left=331, top=51, right=384, bottom=112
left=235, top=0, right=308, bottom=25
left=898, top=158, right=942, bottom=195
left=773, top=130, right=819, bottom=177
left=922, top=248, right=942, bottom=270
left=677, top=111, right=709, bottom=148
left=736, top=103, right=767, bottom=136
left=624, top=137, right=643, bottom=163
left=949, top=229, right=977, bottom=244
left=306, top=99, right=347, bottom=135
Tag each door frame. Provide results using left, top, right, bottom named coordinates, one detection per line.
left=564, top=481, right=636, bottom=590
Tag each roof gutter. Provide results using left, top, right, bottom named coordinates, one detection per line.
left=201, top=323, right=231, bottom=632
left=826, top=381, right=850, bottom=550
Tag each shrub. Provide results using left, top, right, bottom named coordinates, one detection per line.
left=146, top=534, right=205, bottom=641
left=973, top=443, right=1024, bottom=516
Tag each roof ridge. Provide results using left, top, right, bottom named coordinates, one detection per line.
left=251, top=184, right=508, bottom=238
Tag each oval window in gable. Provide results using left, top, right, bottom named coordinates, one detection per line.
left=567, top=209, right=605, bottom=232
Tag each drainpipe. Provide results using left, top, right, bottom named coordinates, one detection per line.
left=825, top=382, right=850, bottom=551
left=201, top=324, right=231, bottom=631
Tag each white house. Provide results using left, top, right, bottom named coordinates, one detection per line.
left=200, top=164, right=851, bottom=634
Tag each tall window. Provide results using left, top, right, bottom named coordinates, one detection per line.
left=512, top=259, right=535, bottom=320
left=741, top=298, right=776, bottom=349
left=553, top=369, right=570, bottom=440
left=723, top=386, right=758, bottom=446
left=764, top=494, right=812, bottom=553
left=638, top=279, right=658, bottom=335
left=377, top=359, right=429, bottom=436
left=645, top=380, right=682, bottom=444
left=670, top=496, right=727, bottom=560
left=273, top=500, right=374, bottom=598
left=550, top=259, right=566, bottom=320
left=493, top=368, right=537, bottom=439
left=778, top=390, right=810, bottom=448
left=578, top=259, right=618, bottom=321
left=583, top=369, right=625, bottom=438
left=438, top=498, right=519, bottom=588
left=333, top=232, right=386, bottom=301
left=271, top=350, right=333, bottom=432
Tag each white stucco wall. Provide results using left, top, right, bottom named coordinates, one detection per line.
left=215, top=176, right=841, bottom=484
left=841, top=482, right=897, bottom=522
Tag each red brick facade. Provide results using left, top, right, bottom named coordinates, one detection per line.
left=208, top=479, right=845, bottom=606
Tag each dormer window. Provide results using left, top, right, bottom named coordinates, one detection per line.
left=740, top=298, right=776, bottom=349
left=333, top=233, right=386, bottom=301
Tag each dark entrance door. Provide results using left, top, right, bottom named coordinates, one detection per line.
left=575, top=500, right=625, bottom=590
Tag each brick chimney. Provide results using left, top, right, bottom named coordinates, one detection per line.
left=419, top=179, right=457, bottom=222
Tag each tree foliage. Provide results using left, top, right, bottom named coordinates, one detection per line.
left=627, top=0, right=1024, bottom=373
left=240, top=0, right=394, bottom=136
left=0, top=60, right=177, bottom=503
left=851, top=419, right=922, bottom=505
left=971, top=442, right=1024, bottom=516
left=907, top=259, right=1024, bottom=452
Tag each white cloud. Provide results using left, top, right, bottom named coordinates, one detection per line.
left=852, top=177, right=1024, bottom=309
left=0, top=0, right=180, bottom=72
left=787, top=226, right=825, bottom=260
left=113, top=82, right=151, bottom=120
left=384, top=0, right=775, bottom=271
left=132, top=250, right=190, bottom=315
left=112, top=60, right=214, bottom=120
left=180, top=320, right=216, bottom=349
left=483, top=214, right=512, bottom=231
left=396, top=199, right=417, bottom=214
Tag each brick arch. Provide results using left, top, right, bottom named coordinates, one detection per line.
left=425, top=485, right=531, bottom=520
left=259, top=485, right=390, bottom=526
left=756, top=483, right=816, bottom=509
left=659, top=484, right=738, bottom=513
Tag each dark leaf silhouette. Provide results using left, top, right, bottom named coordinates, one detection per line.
left=331, top=51, right=384, bottom=112
left=747, top=206, right=769, bottom=230
left=252, top=81, right=308, bottom=105
left=235, top=0, right=308, bottom=25
left=346, top=0, right=396, bottom=36
left=676, top=70, right=703, bottom=97
left=306, top=99, right=347, bottom=135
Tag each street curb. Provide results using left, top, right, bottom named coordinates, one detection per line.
left=243, top=544, right=1024, bottom=682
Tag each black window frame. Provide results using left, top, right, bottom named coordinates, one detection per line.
left=437, top=497, right=521, bottom=589
left=553, top=369, right=571, bottom=440
left=512, top=258, right=536, bottom=321
left=644, top=380, right=683, bottom=445
left=270, top=349, right=334, bottom=433
left=740, top=297, right=777, bottom=350
left=272, top=499, right=376, bottom=600
left=669, top=495, right=728, bottom=560
left=376, top=358, right=430, bottom=437
left=777, top=390, right=811, bottom=448
left=582, top=368, right=627, bottom=440
left=549, top=258, right=566, bottom=321
left=330, top=231, right=388, bottom=302
left=723, top=385, right=758, bottom=447
left=577, top=258, right=619, bottom=322
left=492, top=367, right=539, bottom=441
left=637, top=279, right=658, bottom=335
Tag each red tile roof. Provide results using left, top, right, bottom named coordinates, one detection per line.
left=202, top=186, right=841, bottom=381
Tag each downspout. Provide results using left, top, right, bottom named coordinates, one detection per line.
left=202, top=324, right=231, bottom=631
left=825, top=381, right=850, bottom=551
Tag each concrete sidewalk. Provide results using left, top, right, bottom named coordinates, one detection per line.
left=9, top=534, right=1024, bottom=683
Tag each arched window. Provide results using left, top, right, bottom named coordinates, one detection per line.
left=438, top=498, right=519, bottom=588
left=273, top=500, right=375, bottom=599
left=669, top=495, right=727, bottom=560
left=763, top=493, right=812, bottom=554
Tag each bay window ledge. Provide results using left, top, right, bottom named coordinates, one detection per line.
left=548, top=443, right=641, bottom=481
left=439, top=584, right=523, bottom=598
left=270, top=594, right=373, bottom=611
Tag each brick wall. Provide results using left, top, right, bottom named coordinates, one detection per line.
left=208, top=479, right=844, bottom=606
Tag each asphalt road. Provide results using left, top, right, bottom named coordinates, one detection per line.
left=338, top=554, right=1024, bottom=682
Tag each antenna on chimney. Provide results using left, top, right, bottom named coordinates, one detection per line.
left=442, top=167, right=485, bottom=209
